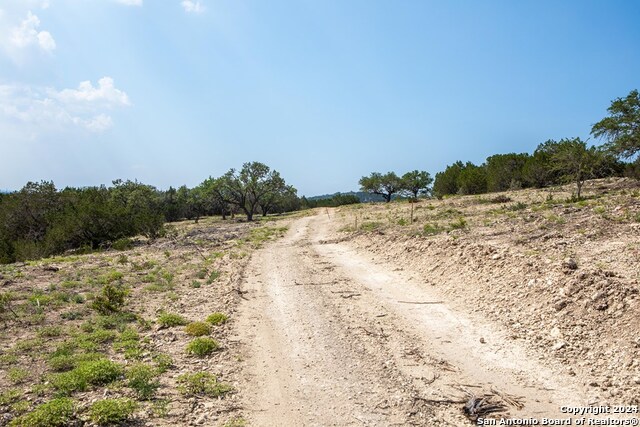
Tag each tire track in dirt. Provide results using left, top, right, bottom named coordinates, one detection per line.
left=234, top=212, right=593, bottom=426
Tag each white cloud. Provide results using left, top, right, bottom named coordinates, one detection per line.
left=181, top=1, right=205, bottom=14
left=0, top=77, right=130, bottom=134
left=116, top=0, right=143, bottom=6
left=9, top=11, right=55, bottom=52
left=54, top=77, right=130, bottom=107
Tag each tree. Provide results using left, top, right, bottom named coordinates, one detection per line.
left=485, top=153, right=529, bottom=192
left=591, top=89, right=640, bottom=162
left=215, top=162, right=288, bottom=221
left=401, top=170, right=433, bottom=199
left=550, top=138, right=604, bottom=199
left=457, top=162, right=487, bottom=195
left=433, top=161, right=464, bottom=198
left=359, top=172, right=402, bottom=203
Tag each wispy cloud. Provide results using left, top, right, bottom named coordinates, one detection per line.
left=116, top=0, right=143, bottom=6
left=0, top=77, right=130, bottom=135
left=181, top=1, right=205, bottom=14
left=10, top=11, right=55, bottom=52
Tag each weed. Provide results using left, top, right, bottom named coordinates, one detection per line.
left=449, top=217, right=467, bottom=230
left=196, top=269, right=207, bottom=280
left=0, top=389, right=21, bottom=406
left=422, top=223, right=444, bottom=236
left=360, top=221, right=382, bottom=231
left=111, top=238, right=133, bottom=251
left=9, top=398, right=74, bottom=427
left=207, top=270, right=221, bottom=284
left=157, top=312, right=188, bottom=328
left=152, top=353, right=174, bottom=373
left=97, top=271, right=124, bottom=285
left=39, top=326, right=63, bottom=338
left=0, top=353, right=18, bottom=365
left=190, top=280, right=201, bottom=288
left=508, top=202, right=527, bottom=211
left=88, top=398, right=137, bottom=426
left=177, top=372, right=232, bottom=397
left=186, top=337, right=220, bottom=357
left=7, top=368, right=29, bottom=385
left=206, top=312, right=228, bottom=325
left=185, top=321, right=211, bottom=337
left=49, top=359, right=122, bottom=395
left=116, top=254, right=128, bottom=264
left=223, top=418, right=247, bottom=427
left=11, top=400, right=31, bottom=415
left=126, top=363, right=159, bottom=400
left=151, top=399, right=170, bottom=418
left=92, top=285, right=128, bottom=315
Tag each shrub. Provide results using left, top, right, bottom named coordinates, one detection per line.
left=177, top=372, right=232, bottom=397
left=152, top=353, right=174, bottom=373
left=184, top=321, right=211, bottom=337
left=206, top=312, right=228, bottom=325
left=185, top=337, right=219, bottom=357
left=9, top=398, right=74, bottom=427
left=422, top=223, right=444, bottom=236
left=92, top=285, right=127, bottom=315
left=111, top=238, right=133, bottom=251
left=88, top=398, right=137, bottom=426
left=157, top=312, right=188, bottom=328
left=449, top=217, right=467, bottom=230
left=126, top=363, right=159, bottom=400
left=77, top=359, right=123, bottom=385
left=50, top=359, right=122, bottom=395
left=7, top=368, right=29, bottom=385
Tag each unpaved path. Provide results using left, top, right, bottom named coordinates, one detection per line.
left=234, top=211, right=594, bottom=426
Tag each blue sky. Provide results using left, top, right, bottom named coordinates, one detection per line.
left=1, top=0, right=639, bottom=196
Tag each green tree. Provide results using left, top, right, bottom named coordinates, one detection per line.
left=550, top=138, right=605, bottom=199
left=485, top=153, right=529, bottom=192
left=400, top=170, right=433, bottom=199
left=359, top=172, right=402, bottom=203
left=456, top=162, right=487, bottom=195
left=215, top=162, right=288, bottom=221
left=591, top=89, right=640, bottom=161
left=433, top=161, right=464, bottom=197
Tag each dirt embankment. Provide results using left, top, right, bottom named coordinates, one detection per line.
left=336, top=178, right=640, bottom=407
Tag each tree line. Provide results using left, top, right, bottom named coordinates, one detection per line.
left=359, top=89, right=639, bottom=201
left=0, top=162, right=298, bottom=264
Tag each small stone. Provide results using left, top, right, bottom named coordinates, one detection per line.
left=479, top=337, right=486, bottom=344
left=552, top=340, right=567, bottom=351
left=562, top=258, right=578, bottom=270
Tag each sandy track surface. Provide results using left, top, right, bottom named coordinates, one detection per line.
left=234, top=212, right=593, bottom=426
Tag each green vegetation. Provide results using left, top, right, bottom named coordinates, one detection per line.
left=157, top=312, right=188, bottom=328
left=186, top=337, right=220, bottom=357
left=88, top=398, right=137, bottom=426
left=206, top=312, right=228, bottom=325
left=91, top=284, right=128, bottom=315
left=49, top=359, right=123, bottom=395
left=9, top=398, right=75, bottom=427
left=126, top=363, right=159, bottom=400
left=177, top=372, right=232, bottom=397
left=185, top=321, right=211, bottom=337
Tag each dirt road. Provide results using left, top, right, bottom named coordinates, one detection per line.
left=234, top=211, right=593, bottom=426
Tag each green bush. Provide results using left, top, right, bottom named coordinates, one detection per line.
left=157, top=312, right=188, bottom=328
left=91, top=285, right=127, bottom=315
left=177, top=372, right=232, bottom=397
left=50, top=359, right=122, bottom=395
left=449, top=217, right=467, bottom=230
left=206, top=312, right=228, bottom=325
left=152, top=353, right=174, bottom=373
left=126, top=363, right=159, bottom=400
left=185, top=337, right=219, bottom=357
left=9, top=398, right=74, bottom=427
left=88, top=398, right=137, bottom=426
left=184, top=321, right=211, bottom=337
left=422, top=223, right=444, bottom=236
left=111, top=238, right=133, bottom=251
